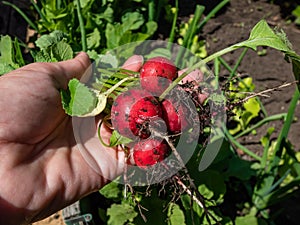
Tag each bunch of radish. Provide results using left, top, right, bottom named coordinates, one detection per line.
left=110, top=56, right=206, bottom=169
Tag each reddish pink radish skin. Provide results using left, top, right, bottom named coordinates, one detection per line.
left=111, top=88, right=162, bottom=139
left=133, top=139, right=170, bottom=168
left=161, top=92, right=190, bottom=133
left=140, top=57, right=177, bottom=95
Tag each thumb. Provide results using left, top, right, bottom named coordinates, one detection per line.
left=58, top=52, right=91, bottom=82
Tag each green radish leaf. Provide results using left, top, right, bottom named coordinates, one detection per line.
left=35, top=30, right=67, bottom=50
left=105, top=12, right=156, bottom=50
left=82, top=92, right=107, bottom=117
left=235, top=20, right=291, bottom=52
left=121, top=12, right=144, bottom=31
left=61, top=78, right=97, bottom=116
left=51, top=41, right=73, bottom=61
left=109, top=130, right=133, bottom=147
left=234, top=20, right=300, bottom=86
left=107, top=203, right=138, bottom=225
left=167, top=203, right=186, bottom=225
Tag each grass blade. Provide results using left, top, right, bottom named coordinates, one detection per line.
left=269, top=88, right=300, bottom=170
left=75, top=0, right=87, bottom=52
left=167, top=0, right=178, bottom=50
left=198, top=0, right=230, bottom=31
left=224, top=126, right=262, bottom=161
left=175, top=5, right=204, bottom=66
left=30, top=0, right=47, bottom=23
left=234, top=113, right=287, bottom=139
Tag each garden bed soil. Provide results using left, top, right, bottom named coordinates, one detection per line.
left=3, top=0, right=297, bottom=224
left=202, top=0, right=300, bottom=157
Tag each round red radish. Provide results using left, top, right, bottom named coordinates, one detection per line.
left=111, top=88, right=162, bottom=139
left=133, top=138, right=170, bottom=168
left=161, top=89, right=192, bottom=134
left=140, top=56, right=177, bottom=95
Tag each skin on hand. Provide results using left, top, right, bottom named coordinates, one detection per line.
left=0, top=52, right=130, bottom=224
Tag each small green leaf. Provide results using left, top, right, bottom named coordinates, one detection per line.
left=107, top=203, right=138, bottom=225
left=292, top=5, right=300, bottom=18
left=167, top=203, right=186, bottom=225
left=99, top=181, right=123, bottom=200
left=121, top=12, right=144, bottom=31
left=242, top=97, right=260, bottom=127
left=61, top=78, right=97, bottom=116
left=35, top=30, right=67, bottom=50
left=196, top=170, right=226, bottom=202
left=79, top=0, right=92, bottom=8
left=109, top=130, right=133, bottom=147
left=144, top=20, right=158, bottom=36
left=97, top=53, right=119, bottom=68
left=87, top=28, right=101, bottom=49
left=235, top=214, right=267, bottom=225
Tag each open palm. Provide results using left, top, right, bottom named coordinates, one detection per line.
left=0, top=53, right=125, bottom=224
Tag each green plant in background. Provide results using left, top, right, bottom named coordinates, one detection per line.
left=2, top=0, right=165, bottom=54
left=227, top=77, right=261, bottom=135
left=292, top=5, right=300, bottom=25
left=0, top=35, right=24, bottom=74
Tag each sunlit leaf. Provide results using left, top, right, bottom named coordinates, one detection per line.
left=167, top=203, right=186, bottom=225
left=107, top=203, right=138, bottom=225
left=61, top=78, right=97, bottom=116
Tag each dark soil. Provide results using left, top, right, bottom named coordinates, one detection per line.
left=200, top=0, right=300, bottom=155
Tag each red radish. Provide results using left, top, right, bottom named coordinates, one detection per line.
left=140, top=56, right=177, bottom=95
left=133, top=138, right=170, bottom=168
left=111, top=88, right=162, bottom=139
left=161, top=89, right=192, bottom=133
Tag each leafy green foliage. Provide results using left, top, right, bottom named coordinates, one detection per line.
left=18, top=0, right=163, bottom=54
left=61, top=78, right=97, bottom=116
left=228, top=77, right=261, bottom=135
left=292, top=5, right=300, bottom=25
left=167, top=203, right=186, bottom=225
left=34, top=31, right=73, bottom=62
left=0, top=36, right=21, bottom=74
left=107, top=203, right=138, bottom=225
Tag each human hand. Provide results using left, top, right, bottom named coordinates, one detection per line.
left=0, top=52, right=142, bottom=224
